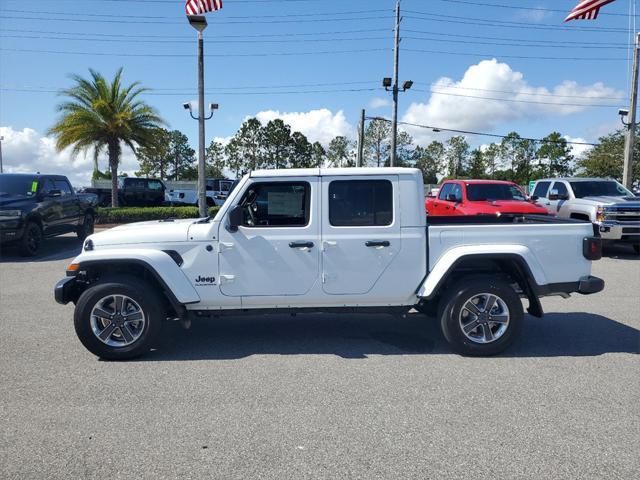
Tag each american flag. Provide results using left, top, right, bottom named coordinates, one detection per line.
left=185, top=0, right=223, bottom=16
left=564, top=0, right=616, bottom=22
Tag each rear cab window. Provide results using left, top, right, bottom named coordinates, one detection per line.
left=328, top=179, right=393, bottom=227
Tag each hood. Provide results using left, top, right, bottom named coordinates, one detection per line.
left=0, top=194, right=34, bottom=209
left=470, top=200, right=547, bottom=214
left=581, top=195, right=636, bottom=205
left=89, top=218, right=198, bottom=246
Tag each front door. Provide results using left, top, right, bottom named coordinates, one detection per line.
left=321, top=175, right=401, bottom=295
left=218, top=178, right=320, bottom=297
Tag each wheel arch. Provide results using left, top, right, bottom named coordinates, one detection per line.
left=67, top=251, right=200, bottom=317
left=418, top=251, right=544, bottom=318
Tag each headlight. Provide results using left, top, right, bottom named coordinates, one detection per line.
left=596, top=206, right=606, bottom=223
left=0, top=210, right=23, bottom=219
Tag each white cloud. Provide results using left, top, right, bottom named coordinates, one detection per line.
left=402, top=59, right=623, bottom=145
left=368, top=97, right=391, bottom=109
left=517, top=7, right=552, bottom=23
left=254, top=108, right=353, bottom=146
left=0, top=126, right=137, bottom=188
left=564, top=135, right=593, bottom=159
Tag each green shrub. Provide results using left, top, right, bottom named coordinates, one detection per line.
left=96, top=206, right=220, bottom=225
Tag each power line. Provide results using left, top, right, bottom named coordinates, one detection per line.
left=404, top=48, right=626, bottom=62
left=419, top=89, right=620, bottom=108
left=0, top=14, right=389, bottom=25
left=418, top=83, right=625, bottom=101
left=367, top=116, right=599, bottom=146
left=0, top=47, right=388, bottom=58
left=0, top=32, right=630, bottom=50
left=405, top=13, right=628, bottom=33
left=429, top=0, right=634, bottom=17
left=403, top=29, right=628, bottom=47
left=0, top=7, right=390, bottom=20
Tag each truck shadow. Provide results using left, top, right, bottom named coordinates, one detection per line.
left=140, top=311, right=639, bottom=361
left=0, top=234, right=81, bottom=263
left=603, top=243, right=639, bottom=260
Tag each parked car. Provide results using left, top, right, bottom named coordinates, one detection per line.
left=166, top=178, right=236, bottom=207
left=0, top=173, right=98, bottom=256
left=425, top=180, right=548, bottom=216
left=84, top=177, right=166, bottom=207
left=55, top=167, right=603, bottom=360
left=531, top=177, right=640, bottom=253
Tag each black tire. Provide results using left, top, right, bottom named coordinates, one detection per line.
left=438, top=276, right=523, bottom=356
left=74, top=276, right=165, bottom=360
left=77, top=212, right=94, bottom=240
left=19, top=221, right=43, bottom=257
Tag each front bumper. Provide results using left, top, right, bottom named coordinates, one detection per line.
left=54, top=277, right=78, bottom=305
left=598, top=222, right=640, bottom=242
left=0, top=220, right=25, bottom=244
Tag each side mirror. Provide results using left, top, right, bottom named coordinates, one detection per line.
left=47, top=189, right=62, bottom=197
left=446, top=193, right=458, bottom=202
left=548, top=189, right=559, bottom=201
left=530, top=195, right=539, bottom=201
left=226, top=204, right=243, bottom=232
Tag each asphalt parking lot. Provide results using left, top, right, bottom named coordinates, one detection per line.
left=1, top=235, right=639, bottom=479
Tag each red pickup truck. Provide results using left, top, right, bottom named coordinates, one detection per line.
left=426, top=180, right=548, bottom=216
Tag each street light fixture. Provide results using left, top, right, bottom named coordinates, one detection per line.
left=186, top=14, right=212, bottom=218
left=382, top=78, right=392, bottom=88
left=619, top=108, right=630, bottom=125
left=402, top=80, right=413, bottom=91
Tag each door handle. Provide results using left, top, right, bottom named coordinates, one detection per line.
left=365, top=240, right=390, bottom=248
left=289, top=241, right=314, bottom=249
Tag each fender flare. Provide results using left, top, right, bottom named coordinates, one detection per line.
left=72, top=248, right=200, bottom=308
left=417, top=246, right=547, bottom=316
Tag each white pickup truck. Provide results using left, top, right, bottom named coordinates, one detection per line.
left=55, top=168, right=604, bottom=360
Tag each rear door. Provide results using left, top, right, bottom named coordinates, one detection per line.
left=53, top=178, right=80, bottom=231
left=321, top=175, right=401, bottom=295
left=217, top=178, right=320, bottom=297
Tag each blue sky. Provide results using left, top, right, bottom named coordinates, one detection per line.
left=0, top=0, right=636, bottom=183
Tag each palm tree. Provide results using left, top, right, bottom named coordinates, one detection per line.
left=49, top=68, right=165, bottom=207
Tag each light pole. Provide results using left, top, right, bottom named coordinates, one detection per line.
left=621, top=32, right=640, bottom=190
left=0, top=135, right=4, bottom=173
left=186, top=14, right=217, bottom=218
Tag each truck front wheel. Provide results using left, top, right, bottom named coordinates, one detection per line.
left=74, top=276, right=165, bottom=360
left=439, top=276, right=523, bottom=356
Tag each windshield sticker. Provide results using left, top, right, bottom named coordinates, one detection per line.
left=30, top=181, right=38, bottom=195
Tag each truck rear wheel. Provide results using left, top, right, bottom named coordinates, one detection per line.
left=74, top=276, right=165, bottom=360
left=439, top=276, right=523, bottom=356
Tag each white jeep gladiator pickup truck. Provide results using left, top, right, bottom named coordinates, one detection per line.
left=55, top=168, right=604, bottom=359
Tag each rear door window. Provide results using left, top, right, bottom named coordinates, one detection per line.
left=552, top=182, right=568, bottom=197
left=328, top=180, right=393, bottom=227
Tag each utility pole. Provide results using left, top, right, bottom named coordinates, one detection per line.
left=623, top=32, right=640, bottom=189
left=390, top=0, right=401, bottom=168
left=0, top=136, right=4, bottom=173
left=382, top=1, right=412, bottom=168
left=357, top=109, right=365, bottom=167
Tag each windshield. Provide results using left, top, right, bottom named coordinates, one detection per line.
left=466, top=184, right=527, bottom=201
left=569, top=181, right=633, bottom=198
left=0, top=175, right=38, bottom=197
